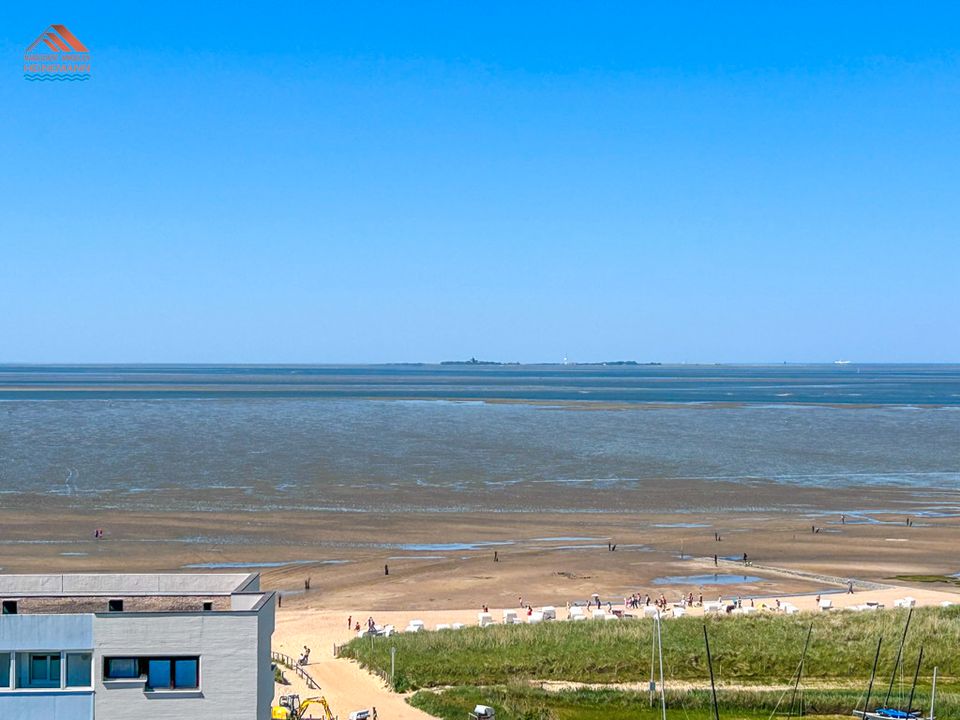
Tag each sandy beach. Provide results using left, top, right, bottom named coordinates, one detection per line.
left=270, top=580, right=960, bottom=720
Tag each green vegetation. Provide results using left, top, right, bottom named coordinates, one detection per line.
left=891, top=575, right=960, bottom=586
left=342, top=607, right=960, bottom=689
left=409, top=685, right=960, bottom=720
left=342, top=607, right=960, bottom=719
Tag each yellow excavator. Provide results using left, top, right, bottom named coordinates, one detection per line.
left=272, top=694, right=336, bottom=720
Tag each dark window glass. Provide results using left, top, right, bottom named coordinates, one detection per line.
left=30, top=655, right=48, bottom=681
left=173, top=658, right=198, bottom=689
left=1, top=600, right=17, bottom=615
left=66, top=653, right=92, bottom=687
left=105, top=657, right=139, bottom=679
left=147, top=659, right=171, bottom=689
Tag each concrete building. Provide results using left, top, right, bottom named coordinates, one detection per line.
left=0, top=573, right=275, bottom=720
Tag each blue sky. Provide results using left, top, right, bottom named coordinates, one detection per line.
left=1, top=2, right=958, bottom=363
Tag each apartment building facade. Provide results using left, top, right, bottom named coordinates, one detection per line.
left=0, top=573, right=275, bottom=720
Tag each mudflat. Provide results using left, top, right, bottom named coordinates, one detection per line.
left=3, top=488, right=958, bottom=611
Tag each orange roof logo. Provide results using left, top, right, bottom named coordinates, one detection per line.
left=24, top=25, right=91, bottom=81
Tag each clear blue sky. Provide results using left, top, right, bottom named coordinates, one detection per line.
left=2, top=2, right=958, bottom=363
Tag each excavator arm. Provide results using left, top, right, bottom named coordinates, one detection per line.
left=298, top=696, right=335, bottom=720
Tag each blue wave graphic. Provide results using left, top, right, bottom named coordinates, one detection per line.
left=24, top=73, right=90, bottom=81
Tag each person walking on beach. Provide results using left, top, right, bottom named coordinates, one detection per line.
left=841, top=513, right=846, bottom=524
left=348, top=615, right=352, bottom=629
left=743, top=552, right=748, bottom=565
left=848, top=580, right=855, bottom=594
left=494, top=550, right=499, bottom=562
left=384, top=564, right=389, bottom=576
left=373, top=708, right=378, bottom=720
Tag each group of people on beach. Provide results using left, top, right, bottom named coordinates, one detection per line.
left=347, top=615, right=379, bottom=634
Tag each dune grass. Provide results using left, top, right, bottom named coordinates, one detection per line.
left=341, top=606, right=960, bottom=692
left=409, top=684, right=960, bottom=720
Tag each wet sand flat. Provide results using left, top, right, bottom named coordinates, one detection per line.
left=2, top=498, right=958, bottom=611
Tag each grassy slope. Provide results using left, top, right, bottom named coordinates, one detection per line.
left=341, top=607, right=960, bottom=690
left=408, top=684, right=960, bottom=720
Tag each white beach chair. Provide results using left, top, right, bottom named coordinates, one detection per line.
left=528, top=611, right=544, bottom=624
left=941, top=601, right=954, bottom=607
left=567, top=606, right=586, bottom=621
left=478, top=612, right=494, bottom=627
left=436, top=623, right=451, bottom=631
left=603, top=612, right=619, bottom=621
left=783, top=603, right=799, bottom=615
left=452, top=622, right=465, bottom=630
left=591, top=608, right=607, bottom=620
left=703, top=600, right=722, bottom=613
left=502, top=610, right=519, bottom=624
left=671, top=607, right=686, bottom=618
left=541, top=606, right=557, bottom=620
left=643, top=606, right=660, bottom=617
left=818, top=599, right=833, bottom=611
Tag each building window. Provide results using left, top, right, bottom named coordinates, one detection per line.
left=1, top=600, right=17, bottom=615
left=0, top=652, right=10, bottom=689
left=66, top=653, right=92, bottom=687
left=108, top=599, right=124, bottom=612
left=202, top=601, right=213, bottom=611
left=146, top=657, right=199, bottom=690
left=103, top=656, right=199, bottom=690
left=104, top=657, right=140, bottom=679
left=16, top=653, right=61, bottom=688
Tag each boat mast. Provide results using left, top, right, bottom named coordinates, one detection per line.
left=905, top=647, right=923, bottom=714
left=787, top=624, right=813, bottom=720
left=703, top=624, right=721, bottom=720
left=928, top=667, right=937, bottom=720
left=656, top=611, right=666, bottom=720
left=862, top=637, right=883, bottom=716
left=649, top=613, right=657, bottom=707
left=884, top=608, right=913, bottom=707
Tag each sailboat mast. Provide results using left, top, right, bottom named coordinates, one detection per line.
left=787, top=624, right=813, bottom=720
left=703, top=625, right=721, bottom=720
left=905, top=647, right=924, bottom=713
left=862, top=637, right=883, bottom=716
left=884, top=608, right=913, bottom=707
left=929, top=666, right=937, bottom=720
left=657, top=612, right=666, bottom=720
left=649, top=613, right=657, bottom=707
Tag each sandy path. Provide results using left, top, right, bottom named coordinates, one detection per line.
left=274, top=608, right=436, bottom=720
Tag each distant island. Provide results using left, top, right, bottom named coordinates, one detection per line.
left=440, top=358, right=518, bottom=366
left=440, top=358, right=660, bottom=366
